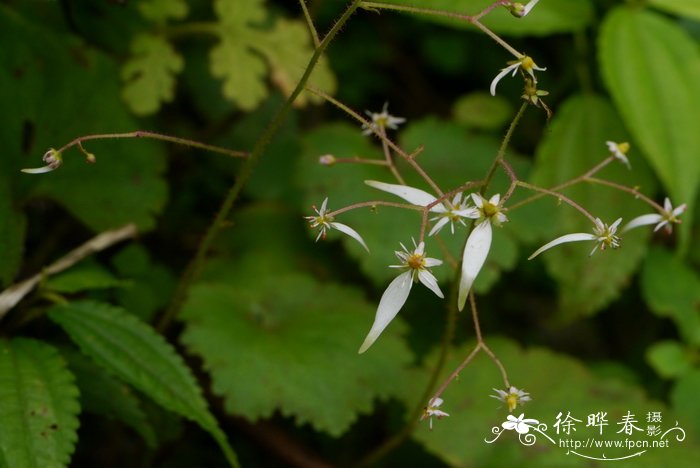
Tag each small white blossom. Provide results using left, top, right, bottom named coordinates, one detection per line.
left=606, top=141, right=631, bottom=169
left=508, top=0, right=540, bottom=18
left=491, top=386, right=532, bottom=412
left=502, top=414, right=539, bottom=434
left=364, top=181, right=478, bottom=236
left=305, top=198, right=369, bottom=252
left=490, top=55, right=546, bottom=96
left=359, top=240, right=443, bottom=353
left=623, top=197, right=687, bottom=234
left=528, top=217, right=622, bottom=260
left=362, top=102, right=406, bottom=136
left=457, top=193, right=508, bottom=311
left=318, top=154, right=336, bottom=166
left=21, top=148, right=62, bottom=174
left=422, top=397, right=450, bottom=430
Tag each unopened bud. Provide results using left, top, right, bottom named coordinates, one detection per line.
left=319, top=154, right=336, bottom=166
left=43, top=148, right=62, bottom=169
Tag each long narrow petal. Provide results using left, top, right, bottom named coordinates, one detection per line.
left=21, top=166, right=54, bottom=174
left=428, top=217, right=450, bottom=236
left=331, top=222, right=370, bottom=252
left=365, top=180, right=440, bottom=210
left=418, top=270, right=444, bottom=298
left=622, top=214, right=662, bottom=233
left=527, top=233, right=596, bottom=260
left=490, top=63, right=519, bottom=96
left=458, top=221, right=492, bottom=311
left=359, top=271, right=413, bottom=354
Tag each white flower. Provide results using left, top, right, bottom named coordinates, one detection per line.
left=457, top=193, right=508, bottom=311
left=21, top=148, right=62, bottom=174
left=305, top=198, right=369, bottom=252
left=359, top=240, right=443, bottom=353
left=422, top=397, right=450, bottom=430
left=606, top=141, right=631, bottom=169
left=502, top=414, right=539, bottom=434
left=362, top=102, right=406, bottom=135
left=528, top=217, right=622, bottom=260
left=623, top=197, right=687, bottom=234
left=508, top=0, right=540, bottom=18
left=364, top=181, right=478, bottom=236
left=490, top=55, right=546, bottom=96
left=491, top=386, right=532, bottom=412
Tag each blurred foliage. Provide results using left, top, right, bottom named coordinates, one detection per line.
left=1, top=0, right=699, bottom=467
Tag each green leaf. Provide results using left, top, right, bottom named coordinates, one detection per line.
left=181, top=265, right=413, bottom=436
left=377, top=0, right=594, bottom=36
left=0, top=338, right=80, bottom=468
left=401, top=338, right=700, bottom=466
left=45, top=261, right=127, bottom=294
left=646, top=341, right=693, bottom=379
left=47, top=301, right=239, bottom=466
left=641, top=248, right=700, bottom=346
left=452, top=92, right=513, bottom=130
left=530, top=94, right=656, bottom=319
left=599, top=8, right=700, bottom=234
left=649, top=0, right=700, bottom=21
left=671, top=370, right=700, bottom=436
left=210, top=0, right=335, bottom=110
left=63, top=349, right=157, bottom=448
left=121, top=33, right=184, bottom=116
left=137, top=0, right=188, bottom=23
left=0, top=8, right=167, bottom=231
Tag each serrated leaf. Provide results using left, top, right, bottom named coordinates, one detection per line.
left=137, top=0, right=188, bottom=23
left=210, top=0, right=335, bottom=110
left=530, top=94, right=656, bottom=319
left=649, top=0, right=700, bottom=21
left=47, top=301, right=239, bottom=466
left=641, top=248, right=700, bottom=346
left=63, top=349, right=157, bottom=448
left=378, top=0, right=593, bottom=36
left=401, top=338, right=700, bottom=466
left=181, top=271, right=413, bottom=437
left=0, top=338, right=80, bottom=468
left=646, top=341, right=693, bottom=379
left=599, top=8, right=700, bottom=234
left=121, top=33, right=184, bottom=115
left=0, top=9, right=167, bottom=231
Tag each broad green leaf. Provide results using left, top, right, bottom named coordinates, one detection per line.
left=210, top=0, right=335, bottom=110
left=47, top=301, right=239, bottom=466
left=373, top=0, right=593, bottom=36
left=452, top=92, right=513, bottom=130
left=646, top=341, right=694, bottom=379
left=121, top=34, right=184, bottom=115
left=63, top=349, right=157, bottom=448
left=181, top=242, right=413, bottom=436
left=401, top=338, right=700, bottom=466
left=599, top=8, right=700, bottom=236
left=0, top=338, right=80, bottom=468
left=46, top=261, right=127, bottom=294
left=0, top=8, right=167, bottom=231
left=137, top=0, right=188, bottom=23
left=641, top=248, right=700, bottom=346
left=649, top=0, right=700, bottom=21
left=530, top=94, right=655, bottom=319
left=0, top=174, right=25, bottom=286
left=671, top=370, right=700, bottom=436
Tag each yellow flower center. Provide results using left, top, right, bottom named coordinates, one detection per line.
left=407, top=253, right=425, bottom=270
left=520, top=56, right=535, bottom=72
left=617, top=142, right=630, bottom=154
left=506, top=394, right=518, bottom=412
left=482, top=202, right=499, bottom=219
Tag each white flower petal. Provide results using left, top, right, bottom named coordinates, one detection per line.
left=365, top=180, right=440, bottom=210
left=359, top=271, right=413, bottom=354
left=490, top=62, right=520, bottom=96
left=320, top=197, right=329, bottom=214
left=457, top=221, right=492, bottom=311
left=428, top=217, right=450, bottom=236
left=673, top=204, right=687, bottom=216
left=21, top=166, right=55, bottom=174
left=622, top=214, right=662, bottom=233
left=330, top=222, right=370, bottom=252
left=418, top=270, right=444, bottom=298
left=423, top=257, right=443, bottom=268
left=528, top=233, right=597, bottom=260
left=522, top=0, right=540, bottom=16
